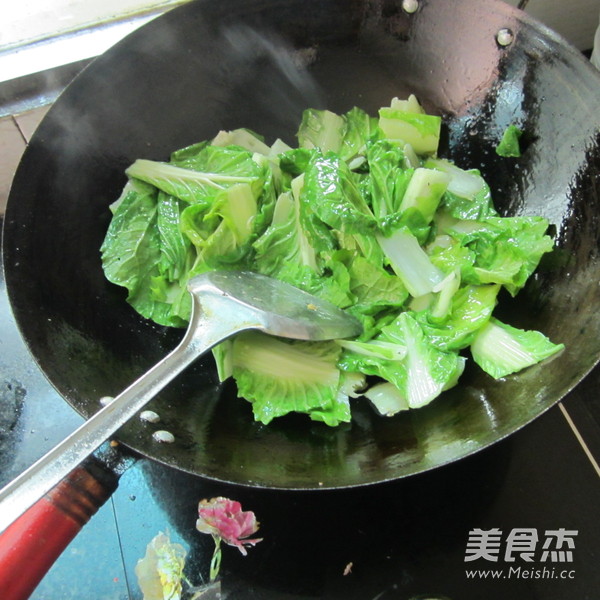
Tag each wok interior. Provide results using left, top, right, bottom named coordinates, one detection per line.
left=4, top=0, right=600, bottom=488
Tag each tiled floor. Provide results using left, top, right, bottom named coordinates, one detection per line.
left=0, top=105, right=49, bottom=214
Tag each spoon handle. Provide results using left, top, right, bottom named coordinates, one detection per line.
left=0, top=456, right=120, bottom=600
left=0, top=295, right=252, bottom=535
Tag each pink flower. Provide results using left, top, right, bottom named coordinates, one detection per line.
left=196, top=497, right=262, bottom=556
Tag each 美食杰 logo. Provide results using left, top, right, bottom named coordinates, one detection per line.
left=464, top=528, right=578, bottom=580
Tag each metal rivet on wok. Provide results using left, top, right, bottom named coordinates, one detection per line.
left=99, top=396, right=114, bottom=406
left=496, top=28, right=514, bottom=46
left=152, top=430, right=175, bottom=444
left=402, top=0, right=419, bottom=14
left=140, top=410, right=161, bottom=423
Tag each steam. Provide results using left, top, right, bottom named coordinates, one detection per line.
left=222, top=24, right=321, bottom=101
left=23, top=17, right=327, bottom=210
left=217, top=24, right=324, bottom=139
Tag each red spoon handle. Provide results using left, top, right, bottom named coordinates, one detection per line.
left=0, top=460, right=118, bottom=600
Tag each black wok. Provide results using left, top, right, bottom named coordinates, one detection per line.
left=3, top=0, right=600, bottom=493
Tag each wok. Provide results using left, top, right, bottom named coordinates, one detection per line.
left=1, top=0, right=600, bottom=592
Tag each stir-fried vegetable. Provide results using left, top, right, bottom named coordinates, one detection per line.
left=101, top=96, right=563, bottom=425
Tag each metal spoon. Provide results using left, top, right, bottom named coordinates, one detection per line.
left=0, top=271, right=361, bottom=532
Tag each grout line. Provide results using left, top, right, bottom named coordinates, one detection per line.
left=11, top=115, right=28, bottom=144
left=110, top=495, right=135, bottom=599
left=559, top=402, right=600, bottom=479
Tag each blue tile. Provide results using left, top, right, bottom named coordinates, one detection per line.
left=111, top=460, right=223, bottom=599
left=30, top=499, right=129, bottom=600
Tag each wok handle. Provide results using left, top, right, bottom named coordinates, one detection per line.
left=0, top=457, right=119, bottom=600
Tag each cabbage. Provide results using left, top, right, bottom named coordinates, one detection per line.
left=101, top=98, right=562, bottom=425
